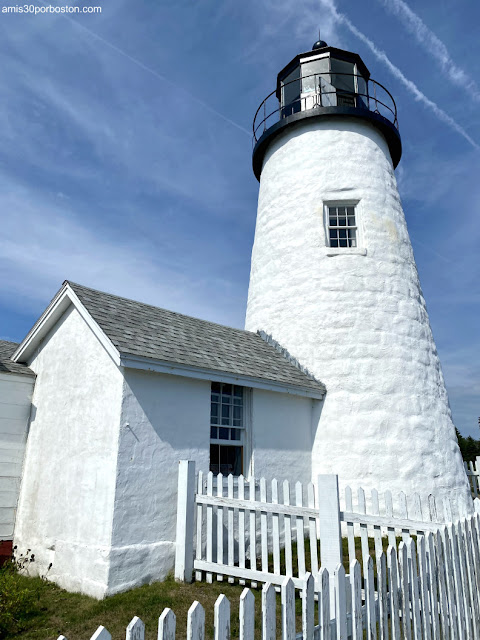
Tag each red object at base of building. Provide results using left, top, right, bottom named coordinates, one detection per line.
left=0, top=540, right=13, bottom=566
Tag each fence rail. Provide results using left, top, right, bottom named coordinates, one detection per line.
left=60, top=510, right=480, bottom=640
left=175, top=462, right=468, bottom=590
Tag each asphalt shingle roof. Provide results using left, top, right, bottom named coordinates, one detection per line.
left=68, top=282, right=325, bottom=394
left=0, top=340, right=34, bottom=376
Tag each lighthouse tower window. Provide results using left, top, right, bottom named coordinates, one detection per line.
left=327, top=205, right=357, bottom=248
left=210, top=382, right=245, bottom=476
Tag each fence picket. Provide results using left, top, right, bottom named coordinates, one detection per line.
left=260, top=478, right=268, bottom=575
left=126, top=617, right=145, bottom=640
left=195, top=471, right=204, bottom=582
left=441, top=526, right=458, bottom=640
left=227, top=475, right=234, bottom=584
left=387, top=546, right=401, bottom=640
left=307, top=483, right=319, bottom=577
left=158, top=609, right=176, bottom=640
left=428, top=495, right=438, bottom=523
left=302, top=573, right=315, bottom=640
left=319, top=568, right=330, bottom=640
left=238, top=475, right=246, bottom=585
left=365, top=556, right=376, bottom=640
left=296, top=482, right=306, bottom=579
left=398, top=541, right=412, bottom=640
left=283, top=480, right=293, bottom=577
left=468, top=515, right=480, bottom=637
left=406, top=538, right=422, bottom=640
left=357, top=488, right=370, bottom=569
left=239, top=589, right=255, bottom=640
left=249, top=479, right=257, bottom=588
left=443, top=497, right=452, bottom=523
left=417, top=535, right=431, bottom=640
left=281, top=577, right=296, bottom=640
left=377, top=552, right=388, bottom=640
left=425, top=532, right=440, bottom=640
left=350, top=560, right=363, bottom=640
left=90, top=628, right=111, bottom=640
left=344, top=486, right=355, bottom=566
left=397, top=491, right=410, bottom=543
left=457, top=520, right=474, bottom=640
left=469, top=515, right=480, bottom=590
left=371, top=489, right=383, bottom=560
left=271, top=479, right=281, bottom=578
left=384, top=490, right=396, bottom=547
left=462, top=519, right=478, bottom=638
left=433, top=530, right=450, bottom=640
left=334, top=564, right=347, bottom=640
left=217, top=473, right=224, bottom=581
left=187, top=601, right=205, bottom=640
left=448, top=522, right=468, bottom=640
left=206, top=472, right=213, bottom=584
left=214, top=595, right=230, bottom=640
left=262, top=583, right=275, bottom=640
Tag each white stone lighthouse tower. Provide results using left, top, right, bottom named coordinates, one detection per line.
left=245, top=40, right=470, bottom=508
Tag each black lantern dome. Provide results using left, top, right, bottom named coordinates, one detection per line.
left=252, top=42, right=402, bottom=180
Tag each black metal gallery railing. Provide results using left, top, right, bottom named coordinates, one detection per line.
left=253, top=72, right=398, bottom=144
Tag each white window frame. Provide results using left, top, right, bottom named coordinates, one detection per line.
left=322, top=200, right=367, bottom=256
left=209, top=382, right=252, bottom=478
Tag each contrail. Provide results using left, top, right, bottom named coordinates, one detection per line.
left=378, top=0, right=480, bottom=102
left=318, top=0, right=479, bottom=150
left=58, top=14, right=251, bottom=137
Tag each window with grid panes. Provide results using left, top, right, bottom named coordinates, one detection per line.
left=210, top=382, right=244, bottom=476
left=327, top=205, right=357, bottom=248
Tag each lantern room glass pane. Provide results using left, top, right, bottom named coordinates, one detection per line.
left=281, top=66, right=301, bottom=117
left=356, top=73, right=368, bottom=108
left=330, top=58, right=355, bottom=93
left=301, top=57, right=329, bottom=93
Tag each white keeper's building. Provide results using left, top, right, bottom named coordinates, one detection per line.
left=0, top=39, right=470, bottom=598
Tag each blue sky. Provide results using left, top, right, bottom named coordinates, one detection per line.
left=0, top=0, right=478, bottom=436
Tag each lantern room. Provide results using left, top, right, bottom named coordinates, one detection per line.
left=277, top=40, right=370, bottom=116
left=252, top=40, right=402, bottom=180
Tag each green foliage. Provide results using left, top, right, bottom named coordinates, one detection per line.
left=0, top=551, right=41, bottom=638
left=456, top=428, right=480, bottom=463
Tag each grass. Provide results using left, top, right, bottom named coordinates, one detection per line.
left=2, top=534, right=400, bottom=640
left=2, top=571, right=307, bottom=640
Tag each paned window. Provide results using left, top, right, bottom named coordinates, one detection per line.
left=327, top=205, right=357, bottom=248
left=210, top=382, right=245, bottom=476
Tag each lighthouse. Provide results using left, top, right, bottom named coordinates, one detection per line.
left=245, top=40, right=470, bottom=508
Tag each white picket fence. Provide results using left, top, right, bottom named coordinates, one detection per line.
left=465, top=457, right=480, bottom=496
left=60, top=510, right=480, bottom=640
left=174, top=461, right=470, bottom=589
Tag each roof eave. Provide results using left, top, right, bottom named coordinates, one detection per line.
left=12, top=281, right=121, bottom=366
left=120, top=352, right=326, bottom=399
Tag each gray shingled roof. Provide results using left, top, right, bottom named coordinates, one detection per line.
left=68, top=282, right=325, bottom=394
left=0, top=340, right=34, bottom=376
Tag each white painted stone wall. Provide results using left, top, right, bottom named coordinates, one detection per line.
left=108, top=369, right=211, bottom=595
left=14, top=305, right=124, bottom=598
left=0, top=371, right=35, bottom=539
left=108, top=371, right=315, bottom=595
left=251, top=389, right=319, bottom=487
left=245, top=117, right=470, bottom=512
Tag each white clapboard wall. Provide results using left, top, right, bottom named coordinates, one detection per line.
left=0, top=372, right=34, bottom=539
left=59, top=507, right=480, bottom=640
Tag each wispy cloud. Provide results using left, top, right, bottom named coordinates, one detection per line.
left=0, top=181, right=247, bottom=328
left=318, top=0, right=479, bottom=150
left=377, top=0, right=480, bottom=102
